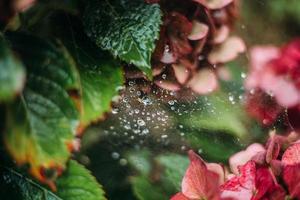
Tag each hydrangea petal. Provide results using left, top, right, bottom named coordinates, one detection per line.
left=187, top=21, right=209, bottom=41
left=172, top=64, right=190, bottom=84
left=282, top=143, right=300, bottom=166
left=220, top=161, right=256, bottom=200
left=208, top=36, right=246, bottom=64
left=193, top=0, right=233, bottom=10
left=187, top=68, right=218, bottom=94
left=229, top=143, right=265, bottom=174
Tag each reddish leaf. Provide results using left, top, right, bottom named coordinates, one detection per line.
left=170, top=192, right=190, bottom=200
left=181, top=151, right=221, bottom=200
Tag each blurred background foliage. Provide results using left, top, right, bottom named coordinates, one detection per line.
left=2, top=0, right=300, bottom=199
left=73, top=1, right=300, bottom=199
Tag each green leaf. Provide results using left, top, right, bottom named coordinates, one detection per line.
left=178, top=93, right=248, bottom=139
left=187, top=130, right=242, bottom=162
left=0, top=33, right=25, bottom=102
left=128, top=152, right=185, bottom=199
left=131, top=176, right=168, bottom=200
left=156, top=154, right=188, bottom=191
left=54, top=15, right=124, bottom=127
left=127, top=150, right=152, bottom=176
left=56, top=160, right=106, bottom=200
left=0, top=167, right=62, bottom=200
left=83, top=0, right=162, bottom=78
left=4, top=32, right=80, bottom=183
left=175, top=93, right=246, bottom=162
left=28, top=13, right=124, bottom=127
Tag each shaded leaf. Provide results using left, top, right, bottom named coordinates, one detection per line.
left=0, top=33, right=25, bottom=102
left=28, top=13, right=125, bottom=128
left=83, top=0, right=162, bottom=78
left=4, top=32, right=80, bottom=185
left=156, top=154, right=189, bottom=191
left=178, top=93, right=248, bottom=139
left=52, top=15, right=124, bottom=128
left=56, top=160, right=106, bottom=200
left=0, top=167, right=62, bottom=200
left=131, top=176, right=168, bottom=200
left=127, top=150, right=152, bottom=176
left=186, top=130, right=242, bottom=162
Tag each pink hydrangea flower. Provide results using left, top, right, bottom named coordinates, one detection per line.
left=245, top=40, right=300, bottom=128
left=171, top=132, right=300, bottom=200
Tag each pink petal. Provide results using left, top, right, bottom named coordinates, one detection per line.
left=206, top=163, right=225, bottom=185
left=220, top=161, right=256, bottom=200
left=188, top=21, right=209, bottom=41
left=245, top=46, right=279, bottom=90
left=15, top=0, right=36, bottom=11
left=160, top=46, right=177, bottom=64
left=188, top=68, right=218, bottom=94
left=213, top=26, right=230, bottom=44
left=254, top=167, right=274, bottom=199
left=154, top=80, right=181, bottom=91
left=250, top=46, right=280, bottom=71
left=208, top=36, right=246, bottom=64
left=272, top=76, right=300, bottom=107
left=229, top=143, right=265, bottom=174
left=283, top=165, right=300, bottom=199
left=172, top=64, right=190, bottom=84
left=182, top=151, right=208, bottom=199
left=170, top=193, right=190, bottom=200
left=282, top=143, right=300, bottom=166
left=193, top=0, right=233, bottom=10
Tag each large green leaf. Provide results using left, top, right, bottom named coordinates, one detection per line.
left=187, top=130, right=242, bottom=162
left=83, top=0, right=162, bottom=78
left=4, top=32, right=80, bottom=184
left=128, top=151, right=186, bottom=199
left=50, top=15, right=124, bottom=127
left=178, top=93, right=248, bottom=139
left=0, top=33, right=25, bottom=102
left=56, top=160, right=106, bottom=200
left=0, top=167, right=62, bottom=200
left=27, top=13, right=124, bottom=128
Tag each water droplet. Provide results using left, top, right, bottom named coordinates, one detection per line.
left=119, top=158, right=128, bottom=166
left=168, top=100, right=175, bottom=105
left=111, top=152, right=120, bottom=159
left=161, top=134, right=168, bottom=139
left=241, top=72, right=247, bottom=79
left=111, top=108, right=119, bottom=114
left=137, top=119, right=146, bottom=126
left=141, top=96, right=152, bottom=105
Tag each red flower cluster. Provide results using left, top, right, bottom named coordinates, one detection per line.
left=171, top=131, right=300, bottom=200
left=245, top=40, right=300, bottom=129
left=143, top=0, right=245, bottom=94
